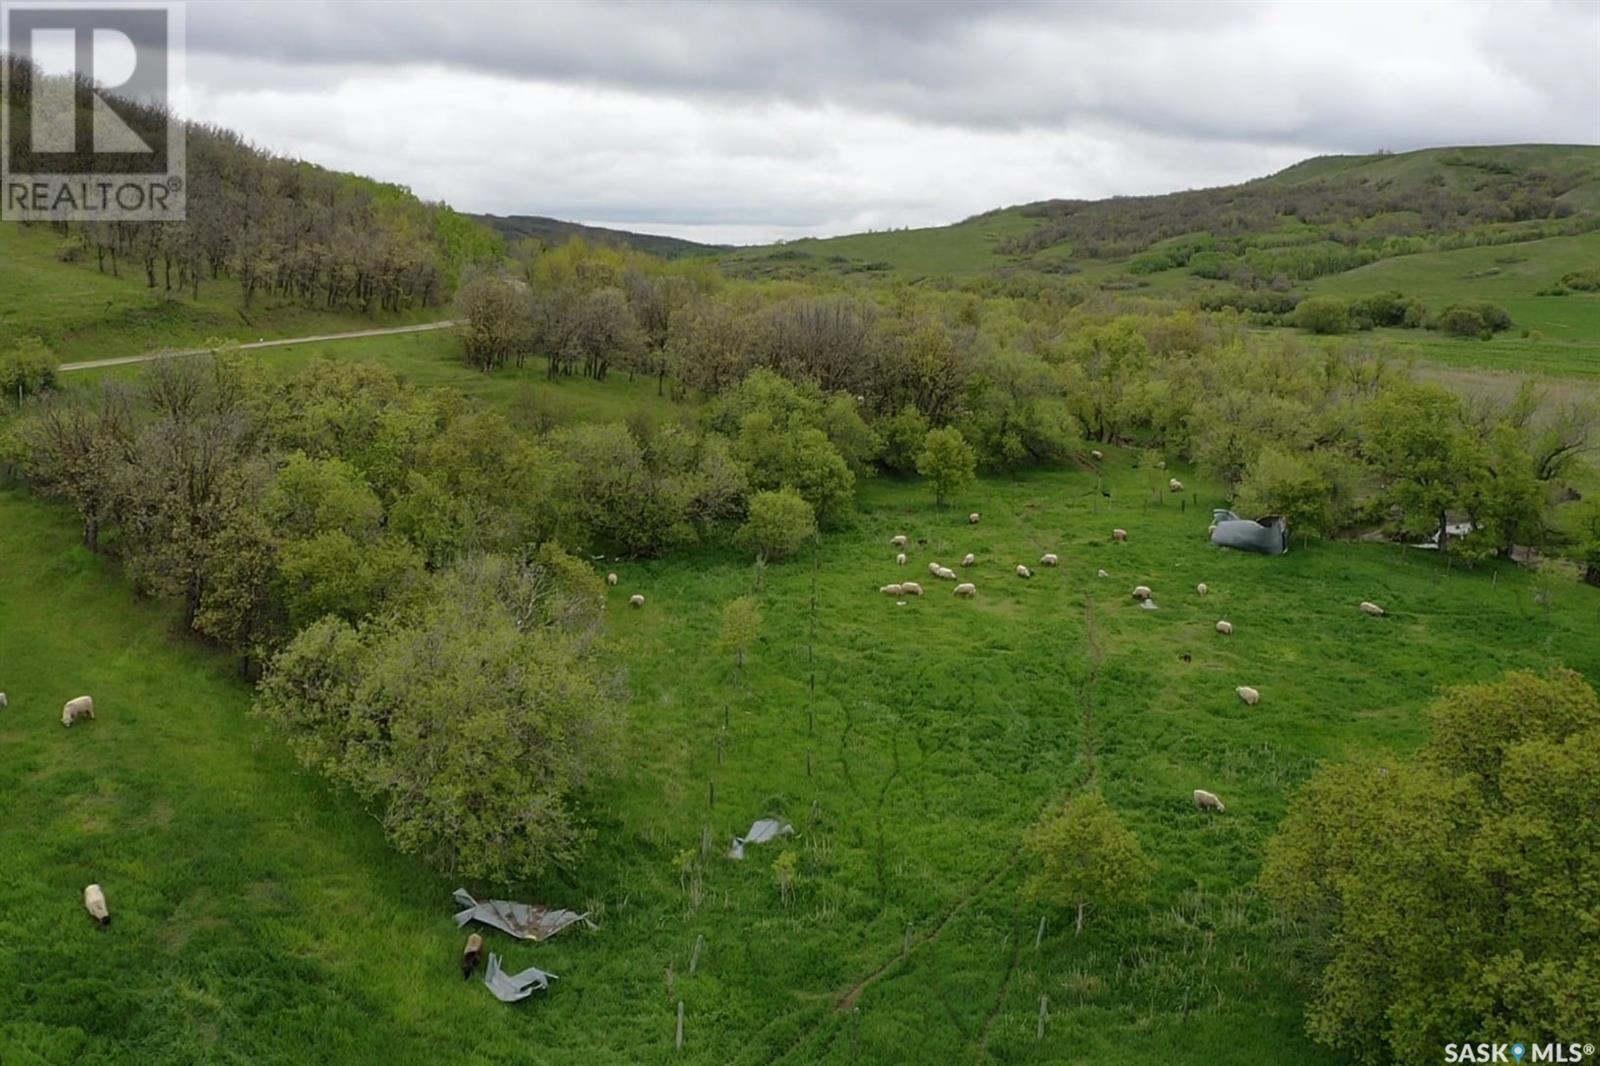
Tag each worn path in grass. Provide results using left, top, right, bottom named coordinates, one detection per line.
left=57, top=320, right=460, bottom=372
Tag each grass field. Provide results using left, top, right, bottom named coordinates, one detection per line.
left=1307, top=231, right=1600, bottom=379
left=0, top=223, right=445, bottom=363
left=5, top=444, right=1598, bottom=1064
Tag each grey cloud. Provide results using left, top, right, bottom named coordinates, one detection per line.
left=184, top=0, right=1598, bottom=152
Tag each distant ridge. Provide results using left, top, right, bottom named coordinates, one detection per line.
left=473, top=214, right=730, bottom=259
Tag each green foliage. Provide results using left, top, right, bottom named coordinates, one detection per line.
left=734, top=488, right=816, bottom=560
left=1292, top=296, right=1351, bottom=335
left=1234, top=447, right=1333, bottom=536
left=1022, top=792, right=1152, bottom=934
left=916, top=426, right=977, bottom=506
left=256, top=552, right=624, bottom=882
left=718, top=595, right=763, bottom=672
left=455, top=270, right=532, bottom=371
left=1261, top=670, right=1600, bottom=1064
left=876, top=404, right=931, bottom=474
left=0, top=336, right=58, bottom=400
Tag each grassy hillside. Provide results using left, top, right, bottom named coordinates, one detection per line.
left=0, top=224, right=447, bottom=363
left=475, top=214, right=729, bottom=259
left=4, top=437, right=1598, bottom=1064
left=722, top=145, right=1600, bottom=281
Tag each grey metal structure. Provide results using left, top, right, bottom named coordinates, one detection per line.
left=1210, top=510, right=1289, bottom=555
left=453, top=889, right=594, bottom=942
left=728, top=818, right=794, bottom=860
left=483, top=953, right=556, bottom=1003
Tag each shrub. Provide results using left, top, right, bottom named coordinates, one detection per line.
left=1435, top=305, right=1489, bottom=340
left=1292, top=296, right=1351, bottom=335
left=734, top=488, right=816, bottom=560
left=0, top=337, right=59, bottom=400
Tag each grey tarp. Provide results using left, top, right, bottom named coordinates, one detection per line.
left=453, top=889, right=594, bottom=942
left=483, top=953, right=556, bottom=1003
left=1210, top=510, right=1289, bottom=555
left=728, top=818, right=794, bottom=860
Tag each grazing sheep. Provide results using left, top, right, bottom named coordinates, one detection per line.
left=61, top=695, right=94, bottom=727
left=0, top=692, right=7, bottom=709
left=953, top=582, right=977, bottom=598
left=962, top=553, right=976, bottom=567
left=1097, top=569, right=1109, bottom=578
left=880, top=584, right=904, bottom=596
left=606, top=572, right=618, bottom=586
left=1215, top=620, right=1234, bottom=635
left=896, top=553, right=907, bottom=566
left=1359, top=601, right=1386, bottom=617
left=928, top=562, right=943, bottom=576
left=628, top=594, right=646, bottom=608
left=1192, top=789, right=1226, bottom=813
left=936, top=567, right=958, bottom=581
left=1016, top=565, right=1033, bottom=579
left=1112, top=528, right=1128, bottom=542
left=890, top=535, right=908, bottom=547
left=1196, top=582, right=1209, bottom=596
left=968, top=513, right=980, bottom=524
left=1236, top=685, right=1260, bottom=706
left=1156, top=460, right=1166, bottom=470
left=462, top=933, right=484, bottom=980
left=901, top=582, right=924, bottom=596
left=1131, top=586, right=1151, bottom=601
left=83, top=884, right=110, bottom=927
left=1040, top=553, right=1059, bottom=567
left=1169, top=478, right=1184, bottom=492
left=1090, top=449, right=1104, bottom=461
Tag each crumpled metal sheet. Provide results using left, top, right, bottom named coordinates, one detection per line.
left=728, top=818, right=794, bottom=860
left=1210, top=510, right=1289, bottom=556
left=483, top=952, right=556, bottom=1003
left=453, top=889, right=594, bottom=942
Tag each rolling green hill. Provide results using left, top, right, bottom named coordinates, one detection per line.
left=721, top=145, right=1600, bottom=281
left=474, top=213, right=729, bottom=259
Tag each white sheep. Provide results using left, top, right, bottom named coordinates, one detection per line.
left=880, top=584, right=904, bottom=596
left=1196, top=582, right=1209, bottom=596
left=900, top=582, right=924, bottom=596
left=1169, top=478, right=1184, bottom=492
left=1156, top=459, right=1166, bottom=470
left=606, top=572, right=618, bottom=586
left=0, top=692, right=7, bottom=709
left=896, top=553, right=907, bottom=566
left=890, top=535, right=908, bottom=547
left=1192, top=789, right=1225, bottom=813
left=1236, top=685, right=1259, bottom=706
left=953, top=583, right=977, bottom=597
left=83, top=883, right=110, bottom=927
left=936, top=567, right=957, bottom=581
left=962, top=553, right=976, bottom=567
left=1112, top=528, right=1128, bottom=542
left=968, top=513, right=980, bottom=524
left=1090, top=449, right=1104, bottom=461
left=1097, top=569, right=1109, bottom=578
left=1215, top=620, right=1234, bottom=635
left=1039, top=553, right=1058, bottom=567
left=62, top=695, right=94, bottom=727
left=629, top=594, right=646, bottom=608
left=1131, top=585, right=1151, bottom=601
left=928, top=562, right=943, bottom=576
left=1359, top=601, right=1386, bottom=617
left=1016, top=565, right=1033, bottom=579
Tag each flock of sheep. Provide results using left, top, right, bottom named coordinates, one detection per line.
left=865, top=515, right=1388, bottom=816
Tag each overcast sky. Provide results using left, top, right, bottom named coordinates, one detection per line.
left=174, top=0, right=1600, bottom=245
